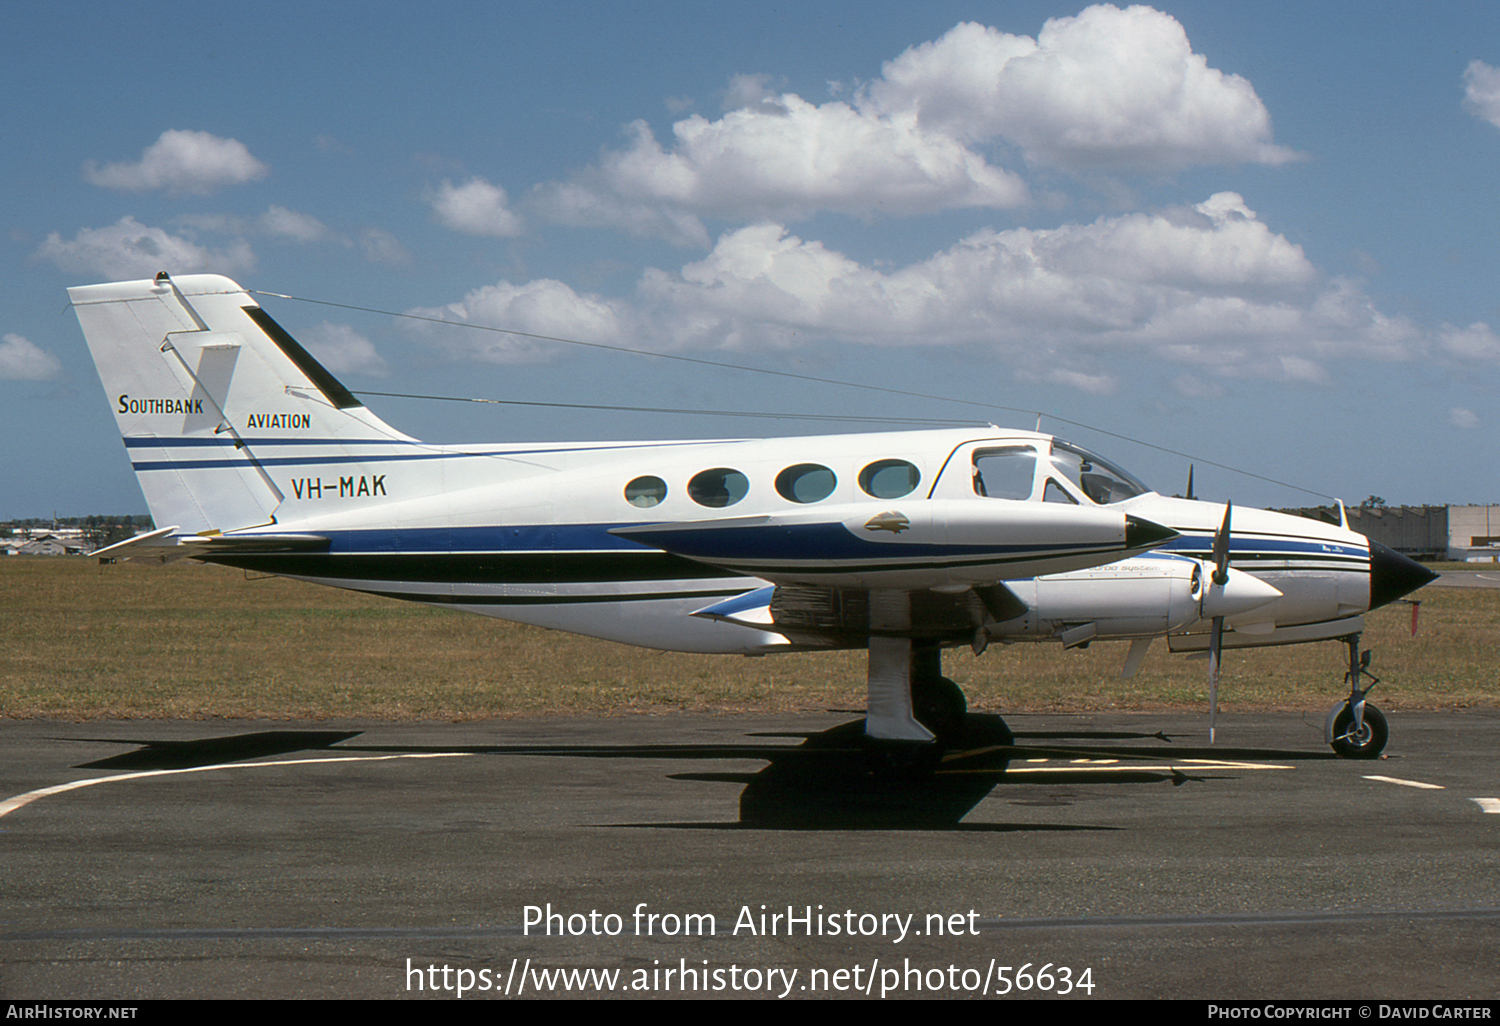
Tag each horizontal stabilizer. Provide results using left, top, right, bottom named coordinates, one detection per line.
left=691, top=586, right=776, bottom=629
left=96, top=528, right=329, bottom=564
left=180, top=533, right=331, bottom=555
left=92, top=525, right=183, bottom=562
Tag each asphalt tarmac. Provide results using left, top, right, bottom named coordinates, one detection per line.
left=4, top=709, right=1499, bottom=1000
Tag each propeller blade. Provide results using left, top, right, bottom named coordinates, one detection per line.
left=1206, top=501, right=1232, bottom=745
left=1185, top=464, right=1195, bottom=501
left=1120, top=637, right=1153, bottom=679
left=1210, top=501, right=1233, bottom=586
left=1208, top=615, right=1223, bottom=744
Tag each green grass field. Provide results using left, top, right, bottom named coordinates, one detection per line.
left=2, top=556, right=1493, bottom=720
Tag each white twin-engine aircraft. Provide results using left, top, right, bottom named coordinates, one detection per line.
left=72, top=274, right=1434, bottom=760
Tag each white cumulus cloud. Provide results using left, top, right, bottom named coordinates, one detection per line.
left=173, top=207, right=405, bottom=266
left=1018, top=193, right=1316, bottom=292
left=1438, top=322, right=1500, bottom=362
left=1171, top=373, right=1227, bottom=399
left=428, top=177, right=524, bottom=237
left=258, top=205, right=335, bottom=243
left=1463, top=60, right=1500, bottom=130
left=358, top=227, right=411, bottom=266
left=1450, top=407, right=1480, bottom=429
left=34, top=217, right=256, bottom=280
left=532, top=101, right=1027, bottom=242
left=0, top=334, right=62, bottom=381
left=83, top=130, right=269, bottom=196
left=408, top=279, right=627, bottom=364
left=529, top=5, right=1293, bottom=243
left=867, top=6, right=1297, bottom=170
left=419, top=193, right=1424, bottom=393
left=181, top=206, right=335, bottom=243
left=633, top=194, right=1331, bottom=366
left=301, top=323, right=389, bottom=377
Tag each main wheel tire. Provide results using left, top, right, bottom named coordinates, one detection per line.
left=1330, top=703, right=1388, bottom=759
left=912, top=675, right=967, bottom=742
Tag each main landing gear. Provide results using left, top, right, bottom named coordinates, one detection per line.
left=912, top=673, right=968, bottom=743
left=865, top=637, right=969, bottom=745
left=1324, top=632, right=1389, bottom=759
left=909, top=640, right=968, bottom=742
left=862, top=635, right=979, bottom=775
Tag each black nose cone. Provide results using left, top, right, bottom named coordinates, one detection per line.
left=1369, top=540, right=1438, bottom=611
left=1124, top=515, right=1179, bottom=549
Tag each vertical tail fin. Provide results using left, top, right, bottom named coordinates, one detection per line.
left=69, top=273, right=412, bottom=535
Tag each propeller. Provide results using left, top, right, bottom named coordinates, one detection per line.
left=1206, top=502, right=1232, bottom=744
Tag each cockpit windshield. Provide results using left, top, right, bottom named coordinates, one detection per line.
left=1048, top=441, right=1152, bottom=505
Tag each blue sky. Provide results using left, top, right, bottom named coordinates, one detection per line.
left=4, top=1, right=1498, bottom=518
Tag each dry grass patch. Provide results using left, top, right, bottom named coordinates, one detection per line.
left=3, top=557, right=1492, bottom=720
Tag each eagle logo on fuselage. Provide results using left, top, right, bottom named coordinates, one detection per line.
left=863, top=511, right=911, bottom=534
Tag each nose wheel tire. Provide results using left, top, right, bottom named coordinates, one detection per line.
left=1328, top=703, right=1388, bottom=759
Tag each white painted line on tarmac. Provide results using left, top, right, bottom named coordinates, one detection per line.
left=1363, top=775, right=1444, bottom=790
left=0, top=752, right=473, bottom=821
left=1470, top=798, right=1500, bottom=813
left=942, top=758, right=1292, bottom=776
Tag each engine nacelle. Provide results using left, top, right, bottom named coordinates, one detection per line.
left=989, top=554, right=1280, bottom=644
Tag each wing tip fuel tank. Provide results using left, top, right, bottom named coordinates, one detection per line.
left=1125, top=515, right=1178, bottom=550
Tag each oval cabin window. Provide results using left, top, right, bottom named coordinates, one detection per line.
left=775, top=463, right=836, bottom=503
left=624, top=476, right=667, bottom=508
left=858, top=459, right=920, bottom=499
left=687, top=468, right=750, bottom=508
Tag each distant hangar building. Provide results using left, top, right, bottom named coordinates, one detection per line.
left=1280, top=504, right=1499, bottom=561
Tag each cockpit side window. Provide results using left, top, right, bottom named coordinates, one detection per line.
left=1048, top=441, right=1151, bottom=504
left=1043, top=478, right=1078, bottom=504
left=972, top=447, right=1038, bottom=500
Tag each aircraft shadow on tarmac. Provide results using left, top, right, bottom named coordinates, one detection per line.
left=59, top=716, right=1331, bottom=832
left=66, top=730, right=363, bottom=770
left=659, top=715, right=1328, bottom=831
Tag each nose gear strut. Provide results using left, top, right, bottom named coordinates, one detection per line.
left=1324, top=632, right=1388, bottom=759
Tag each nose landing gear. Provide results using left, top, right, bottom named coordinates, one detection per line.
left=1324, top=632, right=1388, bottom=759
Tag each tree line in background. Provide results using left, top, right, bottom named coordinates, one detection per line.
left=3, top=515, right=155, bottom=549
